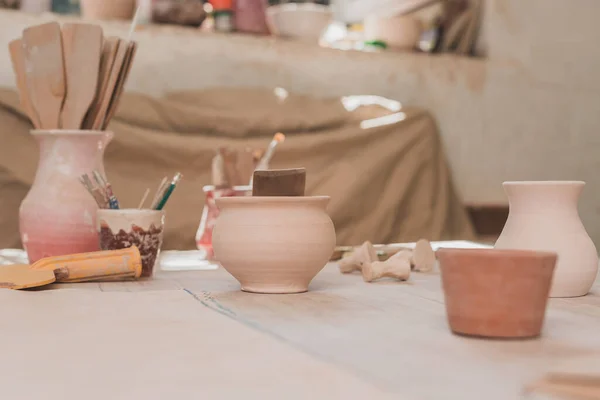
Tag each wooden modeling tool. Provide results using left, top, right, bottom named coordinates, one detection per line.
left=252, top=168, right=306, bottom=197
left=338, top=241, right=378, bottom=274
left=0, top=247, right=144, bottom=291
left=102, top=41, right=138, bottom=130
left=91, top=38, right=128, bottom=130
left=212, top=151, right=227, bottom=187
left=255, top=132, right=286, bottom=171
left=0, top=264, right=56, bottom=289
left=83, top=36, right=119, bottom=129
left=22, top=22, right=66, bottom=129
left=8, top=39, right=40, bottom=128
left=60, top=23, right=103, bottom=129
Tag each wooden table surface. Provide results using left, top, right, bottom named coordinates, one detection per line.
left=45, top=261, right=600, bottom=400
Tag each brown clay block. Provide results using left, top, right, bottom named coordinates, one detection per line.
left=252, top=168, right=306, bottom=197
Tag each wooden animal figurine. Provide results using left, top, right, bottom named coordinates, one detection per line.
left=338, top=241, right=377, bottom=273
left=412, top=239, right=436, bottom=272
left=362, top=252, right=411, bottom=282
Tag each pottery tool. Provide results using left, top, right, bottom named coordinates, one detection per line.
left=8, top=39, right=40, bottom=128
left=30, top=247, right=143, bottom=283
left=79, top=174, right=108, bottom=208
left=90, top=39, right=129, bottom=130
left=128, top=5, right=142, bottom=41
left=362, top=255, right=411, bottom=283
left=254, top=132, right=286, bottom=172
left=150, top=176, right=169, bottom=209
left=155, top=172, right=182, bottom=211
left=0, top=247, right=143, bottom=289
left=93, top=170, right=120, bottom=209
left=212, top=151, right=227, bottom=187
left=0, top=264, right=56, bottom=290
left=252, top=168, right=306, bottom=197
left=22, top=22, right=66, bottom=129
left=102, top=40, right=138, bottom=130
left=99, top=8, right=140, bottom=130
left=60, top=23, right=103, bottom=129
left=138, top=188, right=150, bottom=209
left=83, top=36, right=120, bottom=129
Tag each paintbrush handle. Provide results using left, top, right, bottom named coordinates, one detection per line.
left=155, top=184, right=175, bottom=211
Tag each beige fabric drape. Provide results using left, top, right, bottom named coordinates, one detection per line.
left=0, top=87, right=475, bottom=250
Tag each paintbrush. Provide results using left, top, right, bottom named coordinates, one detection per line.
left=155, top=172, right=183, bottom=211
left=93, top=170, right=119, bottom=209
left=255, top=132, right=285, bottom=171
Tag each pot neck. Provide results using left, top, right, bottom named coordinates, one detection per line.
left=504, top=182, right=584, bottom=213
left=32, top=130, right=112, bottom=178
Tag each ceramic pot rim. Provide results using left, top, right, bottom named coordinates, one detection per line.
left=503, top=180, right=585, bottom=186
left=437, top=248, right=558, bottom=260
left=97, top=208, right=164, bottom=217
left=30, top=129, right=111, bottom=136
left=216, top=195, right=330, bottom=205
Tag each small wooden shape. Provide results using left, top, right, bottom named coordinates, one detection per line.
left=0, top=264, right=56, bottom=290
left=412, top=239, right=436, bottom=272
left=22, top=22, right=66, bottom=129
left=252, top=168, right=306, bottom=197
left=362, top=256, right=411, bottom=283
left=338, top=241, right=377, bottom=274
left=8, top=38, right=40, bottom=128
left=60, top=23, right=104, bottom=129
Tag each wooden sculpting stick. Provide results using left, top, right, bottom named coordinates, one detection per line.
left=0, top=247, right=143, bottom=290
left=252, top=168, right=306, bottom=197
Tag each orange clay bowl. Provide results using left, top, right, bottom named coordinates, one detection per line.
left=437, top=248, right=557, bottom=339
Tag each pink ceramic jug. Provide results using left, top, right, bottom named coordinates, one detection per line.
left=19, top=130, right=113, bottom=263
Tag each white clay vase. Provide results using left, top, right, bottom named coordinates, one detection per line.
left=495, top=181, right=599, bottom=298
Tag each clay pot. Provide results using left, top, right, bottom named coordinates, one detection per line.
left=363, top=14, right=423, bottom=50
left=80, top=0, right=135, bottom=20
left=438, top=248, right=557, bottom=339
left=495, top=181, right=599, bottom=298
left=19, top=130, right=112, bottom=263
left=212, top=196, right=336, bottom=294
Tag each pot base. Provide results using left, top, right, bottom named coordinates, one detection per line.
left=241, top=284, right=308, bottom=294
left=450, top=329, right=541, bottom=341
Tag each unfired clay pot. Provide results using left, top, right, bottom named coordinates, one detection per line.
left=438, top=248, right=557, bottom=339
left=19, top=130, right=112, bottom=263
left=80, top=0, right=135, bottom=20
left=212, top=196, right=336, bottom=294
left=495, top=181, right=599, bottom=298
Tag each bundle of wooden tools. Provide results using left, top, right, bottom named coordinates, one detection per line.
left=9, top=21, right=137, bottom=130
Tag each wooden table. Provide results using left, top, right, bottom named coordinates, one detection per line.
left=35, top=262, right=599, bottom=400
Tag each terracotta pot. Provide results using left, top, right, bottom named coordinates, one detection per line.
left=19, top=130, right=112, bottom=263
left=80, top=0, right=135, bottom=20
left=212, top=196, right=336, bottom=294
left=495, top=181, right=599, bottom=298
left=438, top=248, right=557, bottom=339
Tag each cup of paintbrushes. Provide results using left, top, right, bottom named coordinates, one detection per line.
left=97, top=209, right=165, bottom=278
